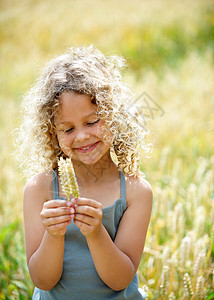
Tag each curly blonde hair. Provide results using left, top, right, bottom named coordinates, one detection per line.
left=17, top=45, right=150, bottom=178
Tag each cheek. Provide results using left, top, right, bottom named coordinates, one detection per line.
left=97, top=124, right=114, bottom=144
left=57, top=133, right=73, bottom=150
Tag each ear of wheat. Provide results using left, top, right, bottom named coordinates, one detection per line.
left=58, top=157, right=80, bottom=201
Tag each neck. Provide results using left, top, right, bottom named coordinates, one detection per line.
left=72, top=151, right=119, bottom=186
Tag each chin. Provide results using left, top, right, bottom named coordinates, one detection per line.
left=72, top=154, right=100, bottom=165
left=80, top=157, right=101, bottom=165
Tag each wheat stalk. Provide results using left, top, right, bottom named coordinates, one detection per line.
left=195, top=275, right=204, bottom=299
left=180, top=236, right=191, bottom=267
left=58, top=157, right=79, bottom=201
left=194, top=250, right=205, bottom=276
left=168, top=292, right=176, bottom=300
left=183, top=273, right=193, bottom=298
left=160, top=265, right=169, bottom=296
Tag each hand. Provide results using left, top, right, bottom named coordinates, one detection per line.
left=40, top=200, right=75, bottom=237
left=73, top=198, right=103, bottom=238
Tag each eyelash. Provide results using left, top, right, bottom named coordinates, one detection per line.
left=64, top=119, right=100, bottom=133
left=87, top=119, right=100, bottom=126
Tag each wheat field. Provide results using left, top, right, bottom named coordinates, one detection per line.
left=0, top=0, right=213, bottom=298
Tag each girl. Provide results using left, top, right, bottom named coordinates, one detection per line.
left=19, top=45, right=152, bottom=299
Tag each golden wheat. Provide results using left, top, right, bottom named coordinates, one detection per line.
left=183, top=273, right=193, bottom=298
left=58, top=157, right=79, bottom=201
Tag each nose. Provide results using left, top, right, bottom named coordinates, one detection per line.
left=74, top=128, right=90, bottom=143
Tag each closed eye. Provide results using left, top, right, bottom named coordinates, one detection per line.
left=87, top=119, right=100, bottom=126
left=64, top=119, right=99, bottom=133
left=65, top=127, right=74, bottom=133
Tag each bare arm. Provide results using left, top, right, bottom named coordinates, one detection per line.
left=23, top=173, right=74, bottom=290
left=74, top=178, right=153, bottom=291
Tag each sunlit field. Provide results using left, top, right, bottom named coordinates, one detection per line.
left=0, top=0, right=213, bottom=298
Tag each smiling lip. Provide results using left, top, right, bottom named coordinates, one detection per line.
left=74, top=141, right=100, bottom=153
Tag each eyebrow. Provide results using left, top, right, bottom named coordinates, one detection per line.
left=57, top=112, right=98, bottom=125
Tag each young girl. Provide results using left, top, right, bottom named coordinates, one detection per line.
left=19, top=45, right=152, bottom=299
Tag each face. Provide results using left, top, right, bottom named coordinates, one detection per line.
left=55, top=92, right=114, bottom=165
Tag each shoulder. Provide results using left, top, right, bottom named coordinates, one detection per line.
left=24, top=170, right=53, bottom=204
left=114, top=173, right=152, bottom=270
left=125, top=174, right=153, bottom=210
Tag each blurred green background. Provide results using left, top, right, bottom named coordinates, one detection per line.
left=0, top=0, right=213, bottom=298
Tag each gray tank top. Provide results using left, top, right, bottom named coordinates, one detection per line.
left=32, top=170, right=145, bottom=299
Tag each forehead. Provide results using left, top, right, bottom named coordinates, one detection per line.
left=56, top=92, right=97, bottom=123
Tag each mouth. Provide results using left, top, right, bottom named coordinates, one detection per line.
left=74, top=141, right=100, bottom=153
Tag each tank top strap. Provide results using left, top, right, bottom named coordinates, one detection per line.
left=119, top=170, right=127, bottom=210
left=52, top=169, right=59, bottom=200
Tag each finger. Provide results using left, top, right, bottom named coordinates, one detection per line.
left=43, top=214, right=74, bottom=227
left=75, top=205, right=98, bottom=218
left=75, top=198, right=102, bottom=209
left=44, top=200, right=72, bottom=209
left=47, top=220, right=71, bottom=235
left=73, top=218, right=91, bottom=231
left=74, top=213, right=94, bottom=226
left=41, top=206, right=75, bottom=219
left=73, top=218, right=100, bottom=237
